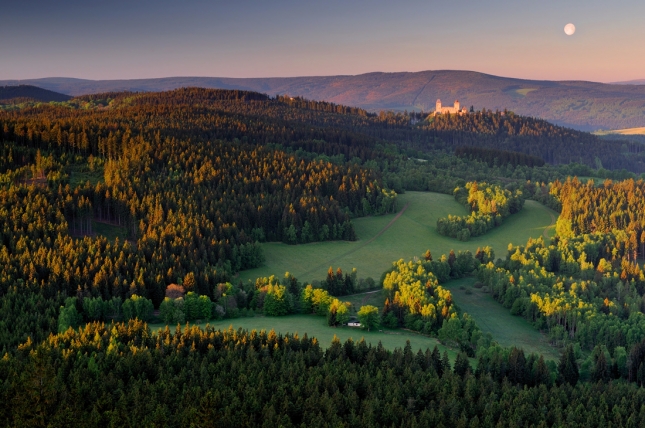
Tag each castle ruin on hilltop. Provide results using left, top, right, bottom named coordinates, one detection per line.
left=434, top=99, right=469, bottom=115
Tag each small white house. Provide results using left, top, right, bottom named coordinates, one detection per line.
left=347, top=322, right=361, bottom=327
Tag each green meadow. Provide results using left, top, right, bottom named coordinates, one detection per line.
left=340, top=280, right=560, bottom=359
left=68, top=164, right=104, bottom=187
left=445, top=278, right=560, bottom=360
left=149, top=314, right=459, bottom=357
left=237, top=191, right=558, bottom=285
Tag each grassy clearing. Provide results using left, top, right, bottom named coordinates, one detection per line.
left=93, top=221, right=128, bottom=241
left=149, top=314, right=460, bottom=358
left=515, top=88, right=538, bottom=96
left=504, top=88, right=538, bottom=98
left=445, top=278, right=560, bottom=360
left=68, top=164, right=104, bottom=187
left=237, top=192, right=558, bottom=284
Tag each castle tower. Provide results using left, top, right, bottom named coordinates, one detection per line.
left=436, top=99, right=442, bottom=112
left=454, top=100, right=460, bottom=111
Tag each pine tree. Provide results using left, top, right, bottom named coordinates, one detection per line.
left=454, top=352, right=470, bottom=378
left=431, top=346, right=443, bottom=376
left=591, top=346, right=610, bottom=383
left=442, top=351, right=451, bottom=374
left=558, top=344, right=579, bottom=385
left=534, top=355, right=551, bottom=386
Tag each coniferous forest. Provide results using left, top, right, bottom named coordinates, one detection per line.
left=4, top=88, right=645, bottom=426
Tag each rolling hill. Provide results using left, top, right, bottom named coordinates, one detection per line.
left=0, top=84, right=71, bottom=103
left=2, top=71, right=645, bottom=130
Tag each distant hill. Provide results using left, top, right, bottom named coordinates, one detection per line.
left=0, top=85, right=71, bottom=103
left=612, top=79, right=645, bottom=85
left=2, top=71, right=645, bottom=131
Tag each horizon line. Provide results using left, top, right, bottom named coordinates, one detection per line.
left=1, top=70, right=643, bottom=86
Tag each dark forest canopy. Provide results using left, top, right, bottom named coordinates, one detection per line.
left=3, top=321, right=645, bottom=427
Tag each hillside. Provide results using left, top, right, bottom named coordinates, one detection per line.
left=0, top=84, right=71, bottom=103
left=3, top=88, right=644, bottom=172
left=3, top=71, right=645, bottom=130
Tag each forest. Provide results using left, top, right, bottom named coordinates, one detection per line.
left=455, top=146, right=546, bottom=168
left=4, top=88, right=645, bottom=425
left=0, top=90, right=400, bottom=352
left=5, top=320, right=645, bottom=427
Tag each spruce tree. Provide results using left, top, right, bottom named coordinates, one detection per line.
left=591, top=348, right=610, bottom=383
left=558, top=344, right=579, bottom=385
left=454, top=352, right=471, bottom=378
left=442, top=351, right=452, bottom=374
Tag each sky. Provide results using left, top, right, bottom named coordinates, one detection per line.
left=1, top=0, right=644, bottom=82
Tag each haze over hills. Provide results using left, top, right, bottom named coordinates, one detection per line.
left=2, top=71, right=645, bottom=131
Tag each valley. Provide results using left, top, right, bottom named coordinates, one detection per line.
left=238, top=191, right=557, bottom=284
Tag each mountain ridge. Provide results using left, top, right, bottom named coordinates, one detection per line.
left=3, top=71, right=645, bottom=130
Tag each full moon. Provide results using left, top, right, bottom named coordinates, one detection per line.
left=564, top=23, right=576, bottom=36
